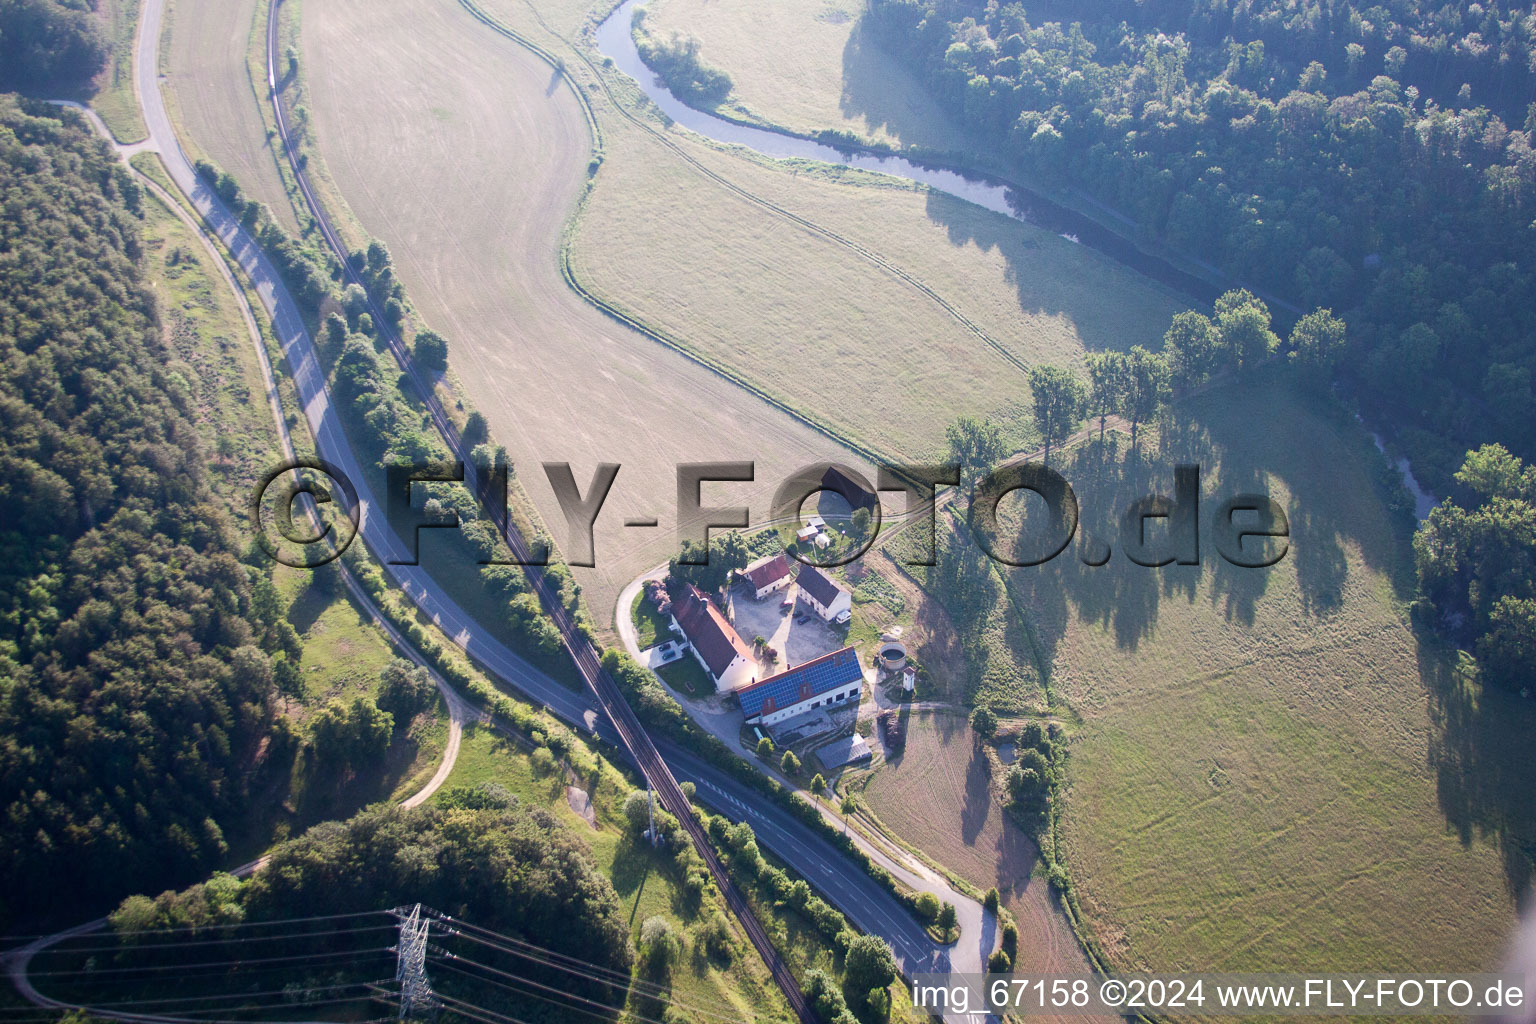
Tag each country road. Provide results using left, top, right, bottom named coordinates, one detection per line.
left=19, top=0, right=985, bottom=1016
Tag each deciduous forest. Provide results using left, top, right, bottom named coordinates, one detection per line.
left=870, top=0, right=1536, bottom=487
left=0, top=98, right=289, bottom=926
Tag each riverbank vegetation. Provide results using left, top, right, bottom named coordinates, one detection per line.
left=632, top=8, right=734, bottom=103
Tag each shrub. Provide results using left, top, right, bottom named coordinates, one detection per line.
left=936, top=901, right=958, bottom=935
left=623, top=791, right=651, bottom=834
left=697, top=911, right=732, bottom=960
left=915, top=892, right=941, bottom=922
left=988, top=949, right=1013, bottom=973
left=639, top=916, right=681, bottom=978
left=376, top=659, right=436, bottom=725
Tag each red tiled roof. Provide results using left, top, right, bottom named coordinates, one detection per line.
left=674, top=585, right=752, bottom=679
left=743, top=553, right=792, bottom=590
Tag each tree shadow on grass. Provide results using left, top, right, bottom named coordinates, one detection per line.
left=610, top=834, right=655, bottom=924
left=960, top=738, right=992, bottom=846
left=1424, top=644, right=1536, bottom=900
left=837, top=20, right=976, bottom=153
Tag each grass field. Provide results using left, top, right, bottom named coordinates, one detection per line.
left=639, top=0, right=977, bottom=153
left=855, top=711, right=1107, bottom=1024
left=570, top=103, right=1186, bottom=462
left=91, top=0, right=148, bottom=142
left=881, top=511, right=1049, bottom=713
left=990, top=383, right=1530, bottom=974
left=164, top=0, right=300, bottom=231
left=140, top=176, right=288, bottom=526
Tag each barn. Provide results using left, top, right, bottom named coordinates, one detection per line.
left=741, top=553, right=793, bottom=599
left=737, top=646, right=864, bottom=726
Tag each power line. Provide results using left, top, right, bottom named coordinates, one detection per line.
left=23, top=946, right=394, bottom=978
left=2, top=911, right=393, bottom=953
left=430, top=914, right=722, bottom=1008
left=11, top=951, right=396, bottom=995
left=0, top=980, right=391, bottom=1015
left=428, top=991, right=539, bottom=1024
left=169, top=993, right=393, bottom=1019
left=28, top=923, right=396, bottom=956
left=435, top=932, right=745, bottom=1022
left=434, top=952, right=742, bottom=1024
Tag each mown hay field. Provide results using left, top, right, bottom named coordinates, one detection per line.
left=993, top=383, right=1529, bottom=974
left=298, top=0, right=852, bottom=610
left=164, top=0, right=299, bottom=231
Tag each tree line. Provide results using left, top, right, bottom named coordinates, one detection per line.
left=868, top=0, right=1536, bottom=491
left=1005, top=290, right=1344, bottom=464
left=108, top=798, right=633, bottom=1013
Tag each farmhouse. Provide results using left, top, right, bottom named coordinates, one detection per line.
left=737, top=646, right=864, bottom=726
left=797, top=565, right=852, bottom=623
left=671, top=585, right=756, bottom=692
left=741, top=553, right=793, bottom=600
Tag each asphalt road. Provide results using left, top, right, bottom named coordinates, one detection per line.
left=126, top=0, right=971, bottom=1000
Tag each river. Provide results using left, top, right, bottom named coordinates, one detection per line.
left=593, top=0, right=1225, bottom=304
left=1365, top=426, right=1438, bottom=522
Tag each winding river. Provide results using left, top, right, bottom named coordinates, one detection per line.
left=593, top=0, right=1226, bottom=303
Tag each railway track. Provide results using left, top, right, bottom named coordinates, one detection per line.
left=261, top=3, right=814, bottom=1019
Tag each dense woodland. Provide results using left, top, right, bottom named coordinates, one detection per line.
left=868, top=0, right=1536, bottom=490
left=106, top=799, right=633, bottom=1016
left=0, top=0, right=107, bottom=93
left=0, top=98, right=294, bottom=925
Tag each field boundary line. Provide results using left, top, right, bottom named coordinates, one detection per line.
left=456, top=0, right=903, bottom=468
left=462, top=0, right=1035, bottom=379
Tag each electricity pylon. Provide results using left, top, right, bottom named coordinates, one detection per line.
left=394, top=904, right=436, bottom=1021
